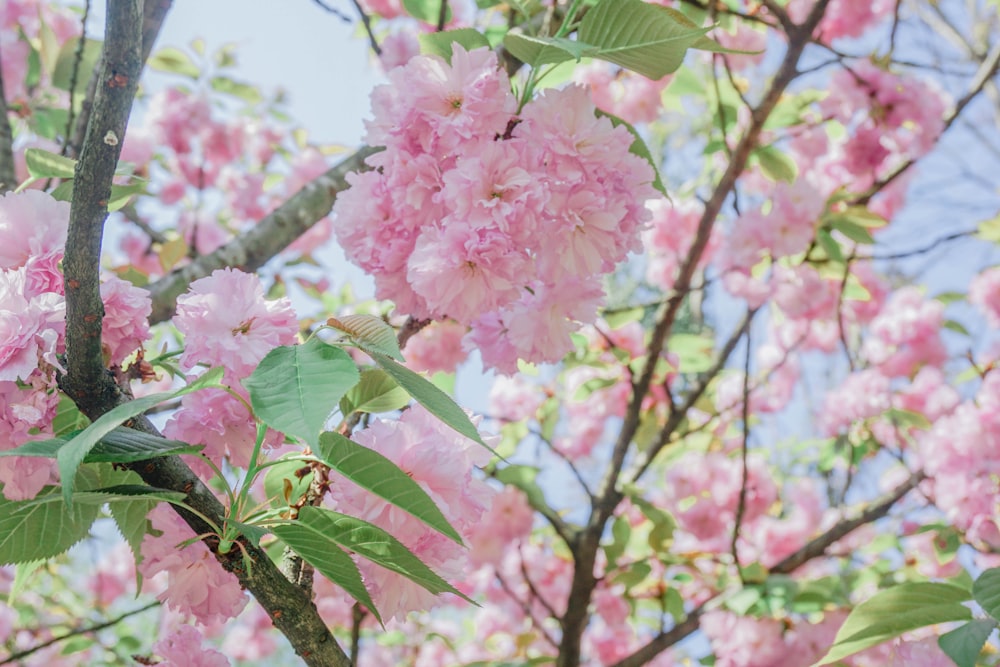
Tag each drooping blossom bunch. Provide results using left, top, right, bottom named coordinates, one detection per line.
left=328, top=405, right=497, bottom=620
left=164, top=268, right=298, bottom=473
left=334, top=45, right=658, bottom=373
left=0, top=191, right=151, bottom=500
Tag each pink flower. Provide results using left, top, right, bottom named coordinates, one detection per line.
left=468, top=486, right=534, bottom=566
left=139, top=505, right=248, bottom=625
left=404, top=319, right=468, bottom=375
left=0, top=190, right=70, bottom=270
left=0, top=268, right=64, bottom=382
left=100, top=275, right=151, bottom=366
left=153, top=625, right=230, bottom=667
left=970, top=266, right=1000, bottom=328
left=174, top=268, right=298, bottom=380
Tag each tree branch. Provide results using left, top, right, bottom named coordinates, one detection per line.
left=0, top=601, right=160, bottom=665
left=147, top=146, right=379, bottom=324
left=553, top=6, right=832, bottom=665
left=611, top=473, right=922, bottom=667
left=61, top=0, right=144, bottom=414
left=57, top=4, right=352, bottom=665
left=68, top=0, right=172, bottom=158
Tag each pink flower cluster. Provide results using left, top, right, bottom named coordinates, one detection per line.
left=820, top=61, right=947, bottom=172
left=165, top=268, right=298, bottom=473
left=334, top=45, right=657, bottom=373
left=139, top=504, right=248, bottom=625
left=0, top=191, right=151, bottom=499
left=328, top=405, right=496, bottom=621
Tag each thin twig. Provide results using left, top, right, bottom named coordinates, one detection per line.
left=730, top=310, right=753, bottom=579
left=0, top=601, right=160, bottom=665
left=62, top=0, right=92, bottom=157
left=349, top=0, right=382, bottom=56
left=611, top=473, right=923, bottom=667
left=312, top=0, right=352, bottom=21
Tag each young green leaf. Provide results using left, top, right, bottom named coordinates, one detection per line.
left=502, top=33, right=593, bottom=69
left=813, top=582, right=972, bottom=665
left=57, top=368, right=225, bottom=505
left=577, top=0, right=711, bottom=79
left=270, top=519, right=381, bottom=625
left=147, top=46, right=201, bottom=78
left=316, top=432, right=462, bottom=544
left=340, top=368, right=410, bottom=415
left=938, top=619, right=996, bottom=667
left=24, top=147, right=76, bottom=180
left=295, top=506, right=471, bottom=603
left=368, top=352, right=496, bottom=456
left=419, top=29, right=491, bottom=62
left=973, top=567, right=1000, bottom=620
left=327, top=314, right=404, bottom=362
left=243, top=338, right=360, bottom=444
left=753, top=144, right=798, bottom=183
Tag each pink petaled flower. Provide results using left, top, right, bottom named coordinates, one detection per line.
left=488, top=374, right=544, bottom=422
left=174, top=268, right=298, bottom=380
left=153, top=624, right=230, bottom=667
left=970, top=266, right=1000, bottom=328
left=0, top=377, right=58, bottom=500
left=407, top=225, right=526, bottom=323
left=404, top=319, right=468, bottom=375
left=100, top=275, right=151, bottom=366
left=23, top=250, right=63, bottom=297
left=468, top=485, right=534, bottom=566
left=573, top=61, right=672, bottom=125
left=164, top=385, right=279, bottom=474
left=479, top=278, right=605, bottom=373
left=220, top=605, right=277, bottom=662
left=862, top=286, right=946, bottom=377
left=139, top=505, right=248, bottom=625
left=0, top=268, right=64, bottom=382
left=379, top=31, right=422, bottom=71
left=329, top=405, right=496, bottom=621
left=700, top=610, right=788, bottom=667
left=366, top=45, right=516, bottom=156
left=643, top=199, right=718, bottom=290
left=820, top=368, right=892, bottom=435
left=0, top=190, right=70, bottom=271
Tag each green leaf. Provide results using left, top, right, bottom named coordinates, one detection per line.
left=753, top=144, right=798, bottom=183
left=938, top=619, right=996, bottom=667
left=976, top=215, right=1000, bottom=243
left=0, top=485, right=100, bottom=565
left=109, top=181, right=146, bottom=212
left=270, top=519, right=380, bottom=624
left=577, top=0, right=712, bottom=79
left=51, top=37, right=103, bottom=94
left=209, top=76, right=263, bottom=105
left=57, top=368, right=224, bottom=505
left=419, top=29, right=491, bottom=62
left=502, top=33, right=592, bottom=69
left=263, top=457, right=313, bottom=509
left=368, top=353, right=496, bottom=455
left=243, top=338, right=360, bottom=444
left=24, top=148, right=76, bottom=180
left=147, top=46, right=201, bottom=78
left=826, top=215, right=876, bottom=245
left=340, top=368, right=410, bottom=415
left=316, top=432, right=462, bottom=544
left=298, top=506, right=470, bottom=602
left=667, top=333, right=715, bottom=373
left=402, top=0, right=451, bottom=24
left=18, top=484, right=185, bottom=508
left=327, top=314, right=404, bottom=362
left=0, top=428, right=202, bottom=463
left=813, top=582, right=972, bottom=665
left=974, top=568, right=1000, bottom=621
left=943, top=319, right=971, bottom=336
left=596, top=110, right=666, bottom=196
left=109, top=492, right=156, bottom=593
left=815, top=228, right=844, bottom=264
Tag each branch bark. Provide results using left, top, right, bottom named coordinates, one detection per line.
left=57, top=4, right=351, bottom=665
left=554, top=6, right=832, bottom=665
left=611, top=473, right=923, bottom=667
left=147, top=145, right=379, bottom=324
